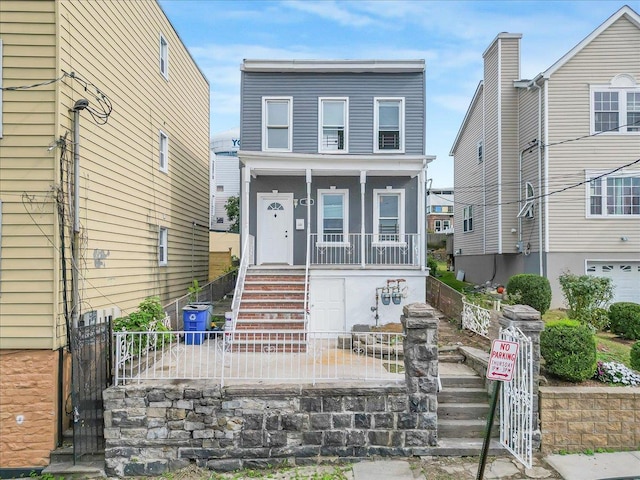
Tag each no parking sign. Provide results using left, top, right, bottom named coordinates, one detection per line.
left=486, top=339, right=519, bottom=382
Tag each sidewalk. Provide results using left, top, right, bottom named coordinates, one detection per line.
left=546, top=451, right=640, bottom=480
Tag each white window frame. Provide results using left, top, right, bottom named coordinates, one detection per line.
left=477, top=139, right=483, bottom=163
left=434, top=219, right=451, bottom=232
left=463, top=205, right=473, bottom=232
left=590, top=82, right=640, bottom=135
left=517, top=182, right=535, bottom=218
left=586, top=170, right=640, bottom=218
left=158, top=227, right=168, bottom=266
left=373, top=188, right=405, bottom=244
left=318, top=97, right=348, bottom=153
left=317, top=189, right=349, bottom=245
left=374, top=97, right=405, bottom=153
left=159, top=130, right=169, bottom=173
left=159, top=33, right=169, bottom=80
left=262, top=96, right=293, bottom=152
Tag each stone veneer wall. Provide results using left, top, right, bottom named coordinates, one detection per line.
left=104, top=303, right=440, bottom=476
left=0, top=350, right=69, bottom=468
left=539, top=387, right=640, bottom=453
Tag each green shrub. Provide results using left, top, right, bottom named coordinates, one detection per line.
left=506, top=274, right=551, bottom=314
left=631, top=341, right=640, bottom=372
left=114, top=296, right=170, bottom=353
left=609, top=302, right=640, bottom=340
left=559, top=273, right=613, bottom=331
left=540, top=319, right=597, bottom=382
left=427, top=256, right=438, bottom=276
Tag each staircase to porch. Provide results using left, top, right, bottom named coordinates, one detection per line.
left=233, top=266, right=308, bottom=352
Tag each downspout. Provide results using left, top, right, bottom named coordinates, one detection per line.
left=482, top=85, right=486, bottom=254
left=497, top=40, right=503, bottom=255
left=536, top=82, right=543, bottom=277
left=241, top=166, right=250, bottom=262
left=543, top=81, right=550, bottom=275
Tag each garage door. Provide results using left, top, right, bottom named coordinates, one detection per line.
left=586, top=261, right=640, bottom=304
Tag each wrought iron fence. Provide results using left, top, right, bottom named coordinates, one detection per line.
left=113, top=330, right=405, bottom=386
left=461, top=299, right=491, bottom=338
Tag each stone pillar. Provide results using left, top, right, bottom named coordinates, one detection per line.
left=498, top=304, right=545, bottom=449
left=401, top=302, right=438, bottom=447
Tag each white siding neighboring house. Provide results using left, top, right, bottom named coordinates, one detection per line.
left=450, top=6, right=640, bottom=308
left=210, top=128, right=240, bottom=231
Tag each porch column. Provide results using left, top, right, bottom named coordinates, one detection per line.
left=306, top=169, right=312, bottom=267
left=360, top=171, right=366, bottom=268
left=242, top=166, right=251, bottom=263
left=419, top=161, right=427, bottom=270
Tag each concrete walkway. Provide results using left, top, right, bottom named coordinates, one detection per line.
left=546, top=451, right=640, bottom=480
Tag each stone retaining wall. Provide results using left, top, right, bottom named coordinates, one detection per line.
left=539, top=387, right=640, bottom=453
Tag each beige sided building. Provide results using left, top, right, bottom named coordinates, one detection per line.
left=0, top=0, right=209, bottom=470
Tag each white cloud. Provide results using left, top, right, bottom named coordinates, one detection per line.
left=282, top=0, right=378, bottom=27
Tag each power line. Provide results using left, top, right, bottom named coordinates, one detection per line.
left=0, top=73, right=68, bottom=90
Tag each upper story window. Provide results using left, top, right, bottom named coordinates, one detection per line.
left=434, top=219, right=451, bottom=232
left=373, top=188, right=405, bottom=243
left=477, top=140, right=483, bottom=163
left=463, top=205, right=473, bottom=232
left=159, top=130, right=169, bottom=173
left=318, top=189, right=348, bottom=243
left=591, top=75, right=640, bottom=134
left=262, top=97, right=292, bottom=152
left=159, top=34, right=169, bottom=80
left=517, top=182, right=535, bottom=218
left=374, top=98, right=404, bottom=153
left=158, top=227, right=168, bottom=266
left=588, top=171, right=640, bottom=217
left=319, top=98, right=348, bottom=153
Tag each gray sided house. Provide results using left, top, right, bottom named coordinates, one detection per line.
left=237, top=60, right=435, bottom=331
left=450, top=6, right=640, bottom=308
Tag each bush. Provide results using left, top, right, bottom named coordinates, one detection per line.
left=609, top=302, right=640, bottom=340
left=506, top=274, right=551, bottom=314
left=427, top=256, right=438, bottom=276
left=631, top=342, right=640, bottom=372
left=559, top=273, right=613, bottom=331
left=114, top=296, right=170, bottom=353
left=540, top=319, right=597, bottom=382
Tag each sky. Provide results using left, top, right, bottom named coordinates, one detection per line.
left=158, top=0, right=640, bottom=187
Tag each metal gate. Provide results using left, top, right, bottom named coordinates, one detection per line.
left=71, top=319, right=111, bottom=461
left=499, top=325, right=533, bottom=469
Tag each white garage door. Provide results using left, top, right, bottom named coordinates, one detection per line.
left=586, top=261, right=640, bottom=304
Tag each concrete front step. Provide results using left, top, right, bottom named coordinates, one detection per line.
left=438, top=402, right=490, bottom=420
left=439, top=374, right=486, bottom=388
left=417, top=438, right=506, bottom=456
left=438, top=387, right=489, bottom=403
left=243, top=291, right=307, bottom=299
left=42, top=458, right=106, bottom=479
left=240, top=300, right=306, bottom=309
left=439, top=352, right=466, bottom=363
left=235, top=320, right=306, bottom=329
left=438, top=419, right=499, bottom=438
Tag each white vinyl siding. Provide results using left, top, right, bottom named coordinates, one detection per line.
left=262, top=96, right=292, bottom=152
left=373, top=188, right=405, bottom=243
left=0, top=39, right=3, bottom=138
left=158, top=227, right=168, bottom=266
left=318, top=97, right=348, bottom=153
left=159, top=33, right=168, bottom=80
left=374, top=97, right=404, bottom=153
left=159, top=130, right=168, bottom=173
left=317, top=189, right=348, bottom=243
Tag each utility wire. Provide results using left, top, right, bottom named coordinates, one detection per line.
left=0, top=73, right=68, bottom=90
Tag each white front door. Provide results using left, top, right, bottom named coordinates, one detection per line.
left=257, top=193, right=293, bottom=265
left=309, top=278, right=345, bottom=332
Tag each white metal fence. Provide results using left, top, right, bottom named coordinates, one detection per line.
left=113, top=330, right=405, bottom=386
left=310, top=233, right=420, bottom=266
left=499, top=325, right=534, bottom=469
left=461, top=299, right=491, bottom=338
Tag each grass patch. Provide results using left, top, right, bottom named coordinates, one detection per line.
left=383, top=362, right=405, bottom=374
left=434, top=269, right=469, bottom=293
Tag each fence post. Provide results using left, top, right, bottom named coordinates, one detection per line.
left=401, top=302, right=438, bottom=447
left=498, top=304, right=544, bottom=449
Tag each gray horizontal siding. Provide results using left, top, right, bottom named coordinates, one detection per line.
left=240, top=72, right=425, bottom=155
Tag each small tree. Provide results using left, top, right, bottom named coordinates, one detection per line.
left=558, top=273, right=613, bottom=331
left=224, top=195, right=239, bottom=233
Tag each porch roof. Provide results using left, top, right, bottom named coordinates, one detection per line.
left=238, top=150, right=435, bottom=177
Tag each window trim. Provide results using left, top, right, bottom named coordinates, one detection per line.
left=477, top=139, right=483, bottom=163
left=317, top=189, right=349, bottom=245
left=262, top=96, right=293, bottom=152
left=159, top=130, right=169, bottom=173
left=463, top=205, right=473, bottom=232
left=159, top=33, right=169, bottom=80
left=158, top=227, right=168, bottom=266
left=374, top=97, right=405, bottom=153
left=586, top=170, right=640, bottom=218
left=318, top=97, right=348, bottom=153
left=373, top=188, right=405, bottom=244
left=590, top=83, right=640, bottom=135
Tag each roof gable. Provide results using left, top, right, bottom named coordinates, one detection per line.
left=543, top=5, right=640, bottom=78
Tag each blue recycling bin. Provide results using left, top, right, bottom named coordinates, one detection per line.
left=183, top=304, right=208, bottom=345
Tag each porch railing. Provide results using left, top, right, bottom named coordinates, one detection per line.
left=231, top=234, right=254, bottom=328
left=310, top=233, right=420, bottom=266
left=113, top=330, right=405, bottom=386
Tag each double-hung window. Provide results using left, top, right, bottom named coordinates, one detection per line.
left=318, top=189, right=348, bottom=243
left=159, top=34, right=169, bottom=80
left=587, top=171, right=640, bottom=217
left=373, top=189, right=405, bottom=243
left=463, top=206, right=473, bottom=232
left=262, top=97, right=292, bottom=151
left=435, top=220, right=451, bottom=232
left=158, top=227, right=168, bottom=266
left=591, top=77, right=640, bottom=134
left=477, top=140, right=483, bottom=163
left=319, top=98, right=348, bottom=152
left=159, top=130, right=168, bottom=173
left=374, top=98, right=404, bottom=153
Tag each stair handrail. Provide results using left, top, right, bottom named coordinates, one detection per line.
left=231, top=234, right=254, bottom=329
left=304, top=187, right=311, bottom=330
